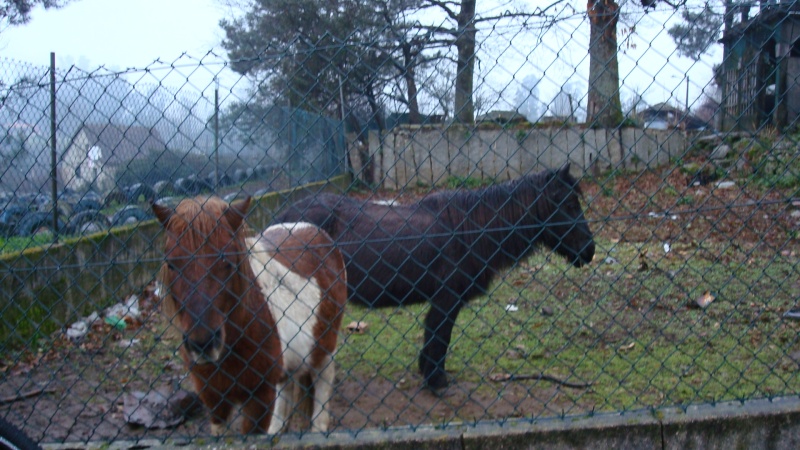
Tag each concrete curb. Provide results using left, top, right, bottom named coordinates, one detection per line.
left=43, top=397, right=800, bottom=449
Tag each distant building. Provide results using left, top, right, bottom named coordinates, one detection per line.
left=719, top=2, right=800, bottom=131
left=638, top=103, right=708, bottom=130
left=476, top=110, right=528, bottom=125
left=60, top=124, right=166, bottom=192
left=385, top=112, right=446, bottom=129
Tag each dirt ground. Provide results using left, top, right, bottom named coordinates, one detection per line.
left=1, top=159, right=799, bottom=444
left=0, top=281, right=583, bottom=443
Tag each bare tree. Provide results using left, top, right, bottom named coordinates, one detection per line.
left=622, top=87, right=647, bottom=119
left=550, top=82, right=581, bottom=120
left=516, top=73, right=543, bottom=123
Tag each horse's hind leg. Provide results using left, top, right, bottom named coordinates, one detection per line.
left=419, top=297, right=463, bottom=390
left=310, top=358, right=335, bottom=432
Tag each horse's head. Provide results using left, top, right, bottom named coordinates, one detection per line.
left=153, top=196, right=252, bottom=364
left=539, top=164, right=595, bottom=267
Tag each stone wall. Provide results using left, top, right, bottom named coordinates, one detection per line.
left=352, top=126, right=701, bottom=189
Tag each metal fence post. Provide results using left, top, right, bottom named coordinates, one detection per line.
left=49, top=52, right=58, bottom=243
left=214, top=81, right=220, bottom=190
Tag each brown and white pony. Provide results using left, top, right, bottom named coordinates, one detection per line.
left=153, top=196, right=346, bottom=434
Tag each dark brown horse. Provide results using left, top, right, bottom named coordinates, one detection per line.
left=275, top=164, right=595, bottom=390
left=154, top=196, right=346, bottom=434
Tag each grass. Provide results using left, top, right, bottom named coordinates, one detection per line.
left=334, top=237, right=800, bottom=417
left=0, top=233, right=58, bottom=253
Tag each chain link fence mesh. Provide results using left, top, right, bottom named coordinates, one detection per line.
left=0, top=1, right=799, bottom=445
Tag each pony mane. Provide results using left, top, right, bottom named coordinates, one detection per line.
left=166, top=196, right=251, bottom=246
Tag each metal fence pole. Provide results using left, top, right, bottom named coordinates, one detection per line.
left=214, top=81, right=220, bottom=190
left=49, top=52, right=58, bottom=243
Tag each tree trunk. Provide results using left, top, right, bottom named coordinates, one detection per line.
left=362, top=80, right=383, bottom=186
left=587, top=0, right=623, bottom=127
left=454, top=0, right=476, bottom=124
left=402, top=43, right=422, bottom=124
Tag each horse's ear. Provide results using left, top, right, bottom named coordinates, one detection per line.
left=152, top=202, right=173, bottom=226
left=226, top=196, right=251, bottom=230
left=558, top=162, right=571, bottom=177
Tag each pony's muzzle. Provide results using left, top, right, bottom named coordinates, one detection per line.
left=184, top=329, right=224, bottom=363
left=570, top=241, right=594, bottom=267
left=572, top=240, right=596, bottom=267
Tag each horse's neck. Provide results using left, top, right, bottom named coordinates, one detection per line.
left=454, top=184, right=530, bottom=230
left=455, top=182, right=545, bottom=264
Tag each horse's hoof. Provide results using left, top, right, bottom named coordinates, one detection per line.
left=210, top=422, right=226, bottom=436
left=424, top=372, right=450, bottom=392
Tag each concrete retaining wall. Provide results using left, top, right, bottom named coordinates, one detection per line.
left=72, top=397, right=798, bottom=450
left=0, top=175, right=350, bottom=347
left=352, top=126, right=701, bottom=189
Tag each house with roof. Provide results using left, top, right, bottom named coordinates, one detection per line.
left=718, top=1, right=800, bottom=131
left=60, top=124, right=166, bottom=192
left=638, top=103, right=709, bottom=130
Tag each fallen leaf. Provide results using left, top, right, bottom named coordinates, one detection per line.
left=695, top=291, right=716, bottom=309
left=346, top=321, right=368, bottom=334
left=619, top=342, right=635, bottom=351
left=489, top=373, right=512, bottom=382
left=505, top=349, right=523, bottom=360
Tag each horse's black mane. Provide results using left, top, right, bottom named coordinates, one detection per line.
left=421, top=167, right=578, bottom=240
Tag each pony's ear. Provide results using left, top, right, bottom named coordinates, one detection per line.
left=152, top=202, right=173, bottom=226
left=558, top=162, right=571, bottom=177
left=225, top=196, right=252, bottom=230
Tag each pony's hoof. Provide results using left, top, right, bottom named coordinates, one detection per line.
left=210, top=422, right=226, bottom=436
left=423, top=371, right=450, bottom=392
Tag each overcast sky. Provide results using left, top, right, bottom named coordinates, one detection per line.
left=0, top=0, right=227, bottom=70
left=0, top=0, right=717, bottom=112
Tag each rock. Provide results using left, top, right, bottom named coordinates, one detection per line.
left=710, top=144, right=731, bottom=160
left=123, top=387, right=202, bottom=429
left=716, top=181, right=736, bottom=189
left=66, top=321, right=89, bottom=340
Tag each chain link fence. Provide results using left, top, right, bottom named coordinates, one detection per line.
left=1, top=1, right=800, bottom=445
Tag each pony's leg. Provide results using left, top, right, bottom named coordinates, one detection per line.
left=206, top=398, right=233, bottom=436
left=267, top=379, right=293, bottom=434
left=310, top=359, right=335, bottom=432
left=189, top=370, right=233, bottom=436
left=292, top=374, right=313, bottom=429
left=241, top=389, right=273, bottom=434
left=196, top=381, right=232, bottom=436
left=419, top=297, right=463, bottom=390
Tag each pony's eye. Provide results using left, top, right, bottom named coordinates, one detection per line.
left=166, top=262, right=179, bottom=272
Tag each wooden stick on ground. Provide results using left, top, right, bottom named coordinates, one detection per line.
left=0, top=387, right=56, bottom=405
left=489, top=372, right=592, bottom=389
